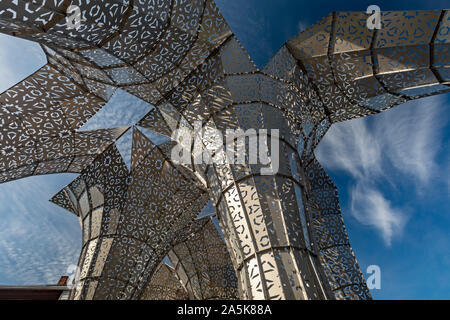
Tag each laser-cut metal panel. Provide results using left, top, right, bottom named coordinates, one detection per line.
left=306, top=158, right=371, bottom=300
left=0, top=59, right=127, bottom=183
left=0, top=0, right=232, bottom=100
left=168, top=218, right=239, bottom=300
left=50, top=186, right=78, bottom=216
left=137, top=35, right=260, bottom=158
left=51, top=131, right=210, bottom=300
left=0, top=0, right=67, bottom=34
left=4, top=2, right=450, bottom=301
left=41, top=46, right=118, bottom=101
left=0, top=64, right=100, bottom=133
left=0, top=1, right=130, bottom=49
left=141, top=263, right=189, bottom=300
left=0, top=119, right=129, bottom=185
left=0, top=0, right=233, bottom=185
left=137, top=21, right=338, bottom=300
left=279, top=10, right=450, bottom=155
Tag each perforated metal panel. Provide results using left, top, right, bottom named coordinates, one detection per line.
left=2, top=1, right=449, bottom=300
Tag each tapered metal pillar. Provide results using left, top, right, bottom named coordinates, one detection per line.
left=196, top=106, right=334, bottom=300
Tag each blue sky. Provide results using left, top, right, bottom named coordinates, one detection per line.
left=0, top=0, right=449, bottom=299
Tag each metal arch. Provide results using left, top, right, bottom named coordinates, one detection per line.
left=167, top=218, right=239, bottom=300
left=51, top=132, right=211, bottom=299
left=141, top=263, right=189, bottom=300
left=1, top=2, right=449, bottom=300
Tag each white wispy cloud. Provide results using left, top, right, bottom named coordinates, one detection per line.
left=0, top=34, right=45, bottom=92
left=351, top=183, right=407, bottom=246
left=376, top=96, right=446, bottom=185
left=0, top=174, right=81, bottom=285
left=316, top=95, right=448, bottom=246
left=315, top=118, right=382, bottom=179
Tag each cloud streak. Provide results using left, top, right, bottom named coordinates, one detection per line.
left=376, top=97, right=446, bottom=185
left=316, top=96, right=448, bottom=246
left=351, top=183, right=407, bottom=246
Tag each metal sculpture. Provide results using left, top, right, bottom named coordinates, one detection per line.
left=142, top=219, right=239, bottom=300
left=141, top=263, right=189, bottom=300
left=1, top=1, right=449, bottom=300
left=50, top=129, right=210, bottom=299
left=0, top=61, right=128, bottom=182
left=167, top=218, right=239, bottom=300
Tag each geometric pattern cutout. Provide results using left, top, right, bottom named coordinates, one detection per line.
left=51, top=135, right=210, bottom=299
left=2, top=2, right=449, bottom=300
left=167, top=218, right=239, bottom=300
left=306, top=158, right=372, bottom=300
left=140, top=263, right=189, bottom=300
left=0, top=123, right=129, bottom=184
